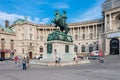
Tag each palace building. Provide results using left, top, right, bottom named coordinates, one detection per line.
left=0, top=0, right=120, bottom=59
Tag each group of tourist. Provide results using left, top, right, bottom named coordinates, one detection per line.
left=55, top=57, right=61, bottom=65
left=14, top=56, right=30, bottom=70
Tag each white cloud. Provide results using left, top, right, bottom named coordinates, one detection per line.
left=32, top=17, right=50, bottom=24
left=40, top=18, right=50, bottom=24
left=52, top=2, right=70, bottom=9
left=0, top=11, right=24, bottom=26
left=0, top=11, right=50, bottom=27
left=72, top=0, right=104, bottom=22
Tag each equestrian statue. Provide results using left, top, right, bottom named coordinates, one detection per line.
left=52, top=10, right=70, bottom=34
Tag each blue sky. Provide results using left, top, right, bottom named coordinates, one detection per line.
left=0, top=0, right=105, bottom=26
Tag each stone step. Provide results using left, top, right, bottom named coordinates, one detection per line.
left=30, top=59, right=90, bottom=66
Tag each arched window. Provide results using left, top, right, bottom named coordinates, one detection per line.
left=89, top=44, right=93, bottom=52
left=81, top=45, right=85, bottom=52
left=110, top=38, right=119, bottom=55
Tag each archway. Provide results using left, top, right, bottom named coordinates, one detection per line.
left=29, top=52, right=32, bottom=59
left=110, top=38, right=119, bottom=55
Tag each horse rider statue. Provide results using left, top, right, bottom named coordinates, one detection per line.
left=52, top=10, right=70, bottom=34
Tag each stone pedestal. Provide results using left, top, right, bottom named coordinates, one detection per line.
left=43, top=40, right=77, bottom=61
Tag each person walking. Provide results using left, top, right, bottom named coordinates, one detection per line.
left=55, top=57, right=58, bottom=66
left=99, top=57, right=104, bottom=65
left=58, top=57, right=61, bottom=65
left=22, top=57, right=27, bottom=70
left=26, top=56, right=30, bottom=68
left=14, top=56, right=19, bottom=69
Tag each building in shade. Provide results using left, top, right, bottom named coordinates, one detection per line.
left=0, top=0, right=120, bottom=59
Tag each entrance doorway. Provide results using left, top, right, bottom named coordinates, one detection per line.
left=1, top=52, right=5, bottom=58
left=110, top=38, right=119, bottom=55
left=29, top=52, right=32, bottom=59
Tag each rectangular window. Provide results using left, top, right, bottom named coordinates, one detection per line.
left=37, top=35, right=39, bottom=39
left=65, top=45, right=69, bottom=53
left=90, top=33, right=93, bottom=39
left=30, top=28, right=32, bottom=31
left=75, top=35, right=78, bottom=40
left=1, top=39, right=5, bottom=49
left=89, top=47, right=93, bottom=52
left=1, top=38, right=4, bottom=41
left=30, top=34, right=33, bottom=40
left=83, top=34, right=85, bottom=39
left=22, top=33, right=24, bottom=39
left=82, top=47, right=85, bottom=52
left=40, top=36, right=43, bottom=41
left=40, top=48, right=43, bottom=52
left=10, top=40, right=14, bottom=50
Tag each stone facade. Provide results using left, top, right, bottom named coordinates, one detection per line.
left=0, top=25, right=15, bottom=59
left=0, top=0, right=120, bottom=59
left=0, top=19, right=103, bottom=58
left=102, top=0, right=120, bottom=55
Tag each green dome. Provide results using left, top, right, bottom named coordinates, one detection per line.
left=0, top=25, right=13, bottom=33
left=13, top=19, right=25, bottom=24
left=4, top=27, right=14, bottom=33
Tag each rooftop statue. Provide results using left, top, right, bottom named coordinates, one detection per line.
left=52, top=10, right=70, bottom=34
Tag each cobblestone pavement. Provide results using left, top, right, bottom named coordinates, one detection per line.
left=0, top=55, right=120, bottom=80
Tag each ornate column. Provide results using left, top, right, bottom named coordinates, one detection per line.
left=96, top=25, right=97, bottom=38
left=46, top=29, right=48, bottom=41
left=85, top=26, right=86, bottom=39
left=69, top=28, right=72, bottom=36
left=101, top=24, right=104, bottom=33
left=109, top=14, right=112, bottom=30
left=72, top=28, right=75, bottom=40
left=88, top=26, right=90, bottom=39
left=43, top=29, right=45, bottom=41
left=93, top=25, right=95, bottom=38
left=105, top=15, right=107, bottom=31
left=77, top=27, right=79, bottom=40
left=80, top=27, right=81, bottom=40
left=78, top=27, right=80, bottom=40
